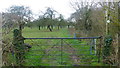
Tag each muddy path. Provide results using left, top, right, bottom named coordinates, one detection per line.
left=42, top=43, right=81, bottom=65
left=68, top=28, right=76, bottom=36
left=63, top=43, right=81, bottom=65
left=41, top=28, right=81, bottom=65
left=67, top=28, right=81, bottom=65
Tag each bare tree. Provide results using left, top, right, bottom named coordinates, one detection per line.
left=70, top=0, right=99, bottom=37
left=7, top=5, right=32, bottom=32
left=2, top=5, right=32, bottom=66
left=43, top=7, right=58, bottom=31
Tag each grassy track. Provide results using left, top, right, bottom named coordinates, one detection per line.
left=11, top=27, right=103, bottom=66
left=22, top=27, right=71, bottom=66
left=22, top=27, right=68, bottom=38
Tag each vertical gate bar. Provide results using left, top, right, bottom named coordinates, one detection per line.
left=94, top=39, right=97, bottom=55
left=74, top=33, right=76, bottom=38
left=90, top=39, right=93, bottom=55
left=98, top=38, right=102, bottom=63
left=61, top=39, right=63, bottom=65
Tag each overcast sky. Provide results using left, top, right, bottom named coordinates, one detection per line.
left=0, top=0, right=76, bottom=19
left=0, top=0, right=119, bottom=19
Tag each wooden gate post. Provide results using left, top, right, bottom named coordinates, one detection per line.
left=13, top=29, right=25, bottom=66
left=103, top=35, right=113, bottom=64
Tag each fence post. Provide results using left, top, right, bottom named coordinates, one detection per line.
left=90, top=39, right=96, bottom=55
left=98, top=37, right=102, bottom=63
left=13, top=29, right=25, bottom=66
left=103, top=35, right=112, bottom=64
left=92, top=39, right=96, bottom=55
left=74, top=33, right=76, bottom=38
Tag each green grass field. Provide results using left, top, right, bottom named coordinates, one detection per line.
left=10, top=27, right=103, bottom=66
left=22, top=27, right=71, bottom=66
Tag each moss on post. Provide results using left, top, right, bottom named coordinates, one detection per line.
left=13, top=29, right=25, bottom=66
left=103, top=35, right=113, bottom=64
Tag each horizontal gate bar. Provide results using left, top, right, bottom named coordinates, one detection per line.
left=25, top=60, right=98, bottom=63
left=31, top=44, right=88, bottom=45
left=24, top=36, right=102, bottom=40
left=27, top=54, right=96, bottom=56
left=25, top=57, right=98, bottom=60
left=27, top=44, right=93, bottom=46
left=30, top=49, right=92, bottom=51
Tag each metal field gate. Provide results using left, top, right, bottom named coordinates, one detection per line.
left=15, top=36, right=102, bottom=66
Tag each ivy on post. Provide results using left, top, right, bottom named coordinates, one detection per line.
left=13, top=29, right=25, bottom=66
left=103, top=35, right=113, bottom=64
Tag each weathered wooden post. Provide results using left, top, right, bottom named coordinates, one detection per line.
left=13, top=29, right=25, bottom=66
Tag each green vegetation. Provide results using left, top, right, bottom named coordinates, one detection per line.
left=2, top=1, right=120, bottom=66
left=23, top=27, right=70, bottom=66
left=11, top=27, right=103, bottom=66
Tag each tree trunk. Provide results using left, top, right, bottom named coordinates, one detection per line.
left=47, top=25, right=52, bottom=32
left=19, top=25, right=22, bottom=31
left=51, top=25, right=53, bottom=29
left=68, top=25, right=69, bottom=28
left=58, top=25, right=59, bottom=30
left=19, top=24, right=22, bottom=36
left=49, top=28, right=52, bottom=32
left=39, top=26, right=40, bottom=30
